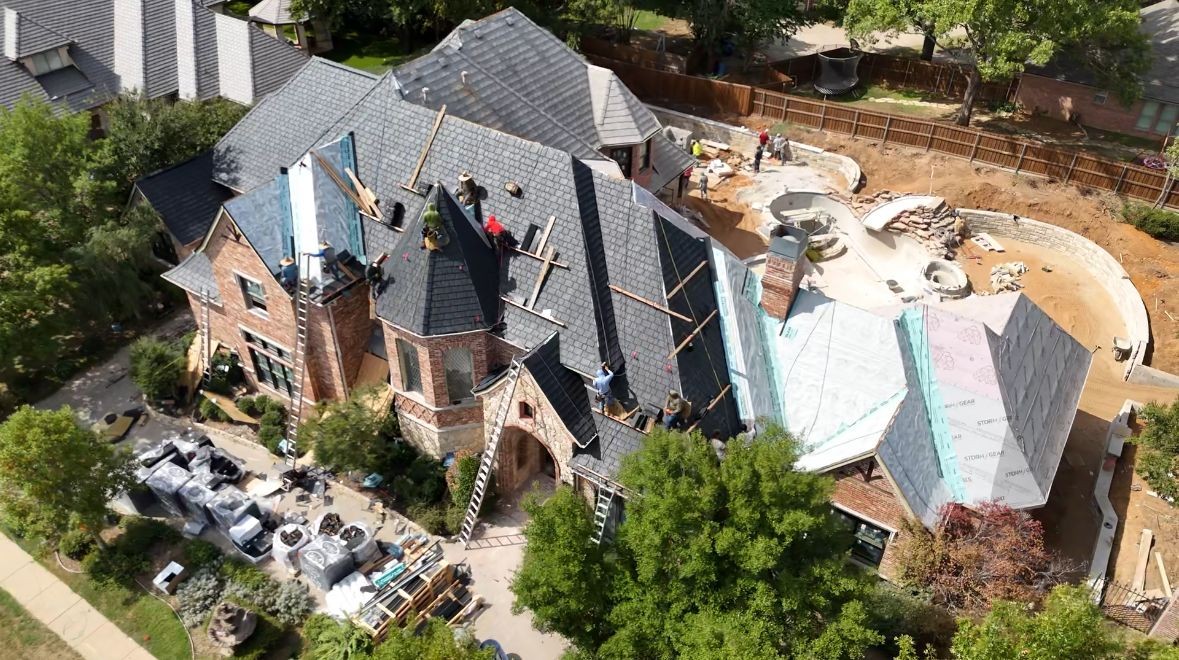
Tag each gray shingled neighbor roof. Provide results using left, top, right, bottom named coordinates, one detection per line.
left=135, top=151, right=233, bottom=246
left=0, top=0, right=307, bottom=112
left=161, top=251, right=221, bottom=303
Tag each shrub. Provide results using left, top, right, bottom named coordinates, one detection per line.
left=236, top=395, right=258, bottom=417
left=199, top=396, right=230, bottom=422
left=394, top=456, right=447, bottom=506
left=176, top=564, right=225, bottom=627
left=120, top=516, right=179, bottom=548
left=205, top=352, right=238, bottom=395
left=232, top=612, right=283, bottom=660
left=448, top=452, right=496, bottom=513
left=270, top=580, right=314, bottom=626
left=182, top=539, right=222, bottom=569
left=58, top=529, right=95, bottom=560
left=129, top=336, right=184, bottom=401
left=258, top=409, right=286, bottom=455
left=1122, top=203, right=1179, bottom=242
left=407, top=503, right=451, bottom=536
left=220, top=560, right=272, bottom=593
left=83, top=547, right=149, bottom=586
left=1134, top=399, right=1179, bottom=501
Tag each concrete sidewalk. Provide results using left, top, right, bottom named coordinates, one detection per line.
left=0, top=534, right=155, bottom=660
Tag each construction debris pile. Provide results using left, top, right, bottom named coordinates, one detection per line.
left=847, top=191, right=965, bottom=258
left=989, top=262, right=1029, bottom=293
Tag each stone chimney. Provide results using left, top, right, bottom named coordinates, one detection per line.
left=113, top=0, right=146, bottom=92
left=760, top=225, right=808, bottom=319
left=4, top=8, right=19, bottom=61
left=175, top=0, right=198, bottom=99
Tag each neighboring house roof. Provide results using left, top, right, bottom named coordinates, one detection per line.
left=135, top=151, right=233, bottom=246
left=162, top=251, right=221, bottom=303
left=1026, top=0, right=1179, bottom=105
left=2, top=8, right=71, bottom=58
left=717, top=274, right=1091, bottom=525
left=392, top=7, right=685, bottom=193
left=248, top=0, right=303, bottom=25
left=0, top=0, right=307, bottom=112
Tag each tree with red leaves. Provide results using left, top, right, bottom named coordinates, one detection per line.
left=893, top=501, right=1069, bottom=614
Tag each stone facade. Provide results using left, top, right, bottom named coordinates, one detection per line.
left=480, top=365, right=578, bottom=495
left=826, top=458, right=909, bottom=580
left=1014, top=75, right=1156, bottom=139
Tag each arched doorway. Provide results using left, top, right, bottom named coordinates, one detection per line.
left=498, top=427, right=559, bottom=495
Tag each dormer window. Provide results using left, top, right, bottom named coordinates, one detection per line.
left=25, top=47, right=69, bottom=76
left=609, top=147, right=632, bottom=179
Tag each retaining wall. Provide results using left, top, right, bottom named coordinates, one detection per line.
left=1088, top=399, right=1137, bottom=589
left=957, top=209, right=1150, bottom=381
left=648, top=105, right=863, bottom=193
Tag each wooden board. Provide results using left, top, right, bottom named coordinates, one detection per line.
left=200, top=391, right=259, bottom=425
left=1133, top=529, right=1154, bottom=592
left=354, top=352, right=390, bottom=389
left=526, top=246, right=556, bottom=308
left=1156, top=551, right=1173, bottom=598
left=609, top=284, right=691, bottom=323
left=534, top=215, right=556, bottom=256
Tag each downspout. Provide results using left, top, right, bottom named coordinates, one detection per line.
left=326, top=303, right=350, bottom=399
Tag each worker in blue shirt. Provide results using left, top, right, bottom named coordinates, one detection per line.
left=592, top=363, right=615, bottom=413
left=278, top=256, right=298, bottom=291
left=304, top=240, right=341, bottom=279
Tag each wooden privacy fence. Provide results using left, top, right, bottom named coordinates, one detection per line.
left=750, top=88, right=1179, bottom=208
left=589, top=55, right=1179, bottom=209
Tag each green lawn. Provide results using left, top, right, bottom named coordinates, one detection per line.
left=0, top=588, right=81, bottom=659
left=324, top=31, right=433, bottom=73
left=3, top=533, right=190, bottom=660
left=632, top=10, right=674, bottom=31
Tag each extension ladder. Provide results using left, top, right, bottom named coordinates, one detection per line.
left=590, top=483, right=616, bottom=545
left=283, top=267, right=312, bottom=468
left=198, top=288, right=213, bottom=387
left=459, top=360, right=523, bottom=548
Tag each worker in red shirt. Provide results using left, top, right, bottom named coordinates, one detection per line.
left=484, top=214, right=507, bottom=250
left=758, top=128, right=769, bottom=148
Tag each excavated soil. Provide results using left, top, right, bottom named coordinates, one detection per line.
left=740, top=123, right=1179, bottom=374
left=683, top=173, right=767, bottom=259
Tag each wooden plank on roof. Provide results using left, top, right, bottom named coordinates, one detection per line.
left=311, top=149, right=369, bottom=212
left=406, top=105, right=447, bottom=190
left=506, top=245, right=568, bottom=269
left=609, top=284, right=691, bottom=322
left=502, top=296, right=567, bottom=327
left=534, top=215, right=556, bottom=255
left=686, top=383, right=732, bottom=432
left=665, top=260, right=709, bottom=298
left=666, top=309, right=718, bottom=359
left=526, top=245, right=557, bottom=308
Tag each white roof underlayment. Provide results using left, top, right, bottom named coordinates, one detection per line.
left=714, top=249, right=1092, bottom=525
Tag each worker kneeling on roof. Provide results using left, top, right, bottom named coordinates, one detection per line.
left=304, top=241, right=342, bottom=279
left=663, top=390, right=687, bottom=430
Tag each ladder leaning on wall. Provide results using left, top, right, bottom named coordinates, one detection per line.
left=590, top=483, right=617, bottom=545
left=458, top=359, right=523, bottom=548
left=198, top=288, right=213, bottom=387
left=282, top=262, right=313, bottom=469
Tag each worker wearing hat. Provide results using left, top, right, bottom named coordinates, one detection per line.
left=304, top=240, right=341, bottom=279
left=663, top=390, right=687, bottom=429
left=279, top=256, right=298, bottom=291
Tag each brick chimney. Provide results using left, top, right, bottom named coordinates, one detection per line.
left=760, top=225, right=808, bottom=319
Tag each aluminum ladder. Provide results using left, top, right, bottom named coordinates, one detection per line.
left=282, top=270, right=312, bottom=469
left=198, top=288, right=213, bottom=387
left=459, top=360, right=522, bottom=548
left=590, top=483, right=616, bottom=545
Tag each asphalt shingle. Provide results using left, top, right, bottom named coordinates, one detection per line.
left=135, top=151, right=232, bottom=246
left=162, top=251, right=221, bottom=303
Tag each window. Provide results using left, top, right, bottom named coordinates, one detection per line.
left=640, top=140, right=652, bottom=171
left=396, top=339, right=422, bottom=393
left=519, top=402, right=534, bottom=419
left=609, top=147, right=633, bottom=178
left=242, top=330, right=290, bottom=361
left=1093, top=91, right=1108, bottom=106
left=249, top=348, right=295, bottom=397
left=26, top=48, right=67, bottom=76
left=443, top=347, right=474, bottom=403
left=238, top=275, right=267, bottom=313
left=1136, top=101, right=1179, bottom=135
left=834, top=509, right=890, bottom=566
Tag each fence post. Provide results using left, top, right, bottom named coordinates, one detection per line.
left=1113, top=164, right=1128, bottom=194
left=852, top=110, right=860, bottom=137
left=903, top=59, right=911, bottom=88
left=819, top=103, right=827, bottom=130
left=925, top=123, right=934, bottom=151
left=1063, top=153, right=1079, bottom=183
left=1014, top=143, right=1027, bottom=173
left=883, top=116, right=892, bottom=143
left=969, top=133, right=982, bottom=161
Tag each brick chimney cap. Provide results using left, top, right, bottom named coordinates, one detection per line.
left=768, top=224, right=807, bottom=262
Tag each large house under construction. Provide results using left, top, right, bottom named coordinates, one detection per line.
left=148, top=8, right=1090, bottom=569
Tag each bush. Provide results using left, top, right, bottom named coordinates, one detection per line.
left=120, top=516, right=179, bottom=548
left=129, top=336, right=184, bottom=401
left=176, top=564, right=225, bottom=627
left=220, top=559, right=272, bottom=593
left=394, top=456, right=447, bottom=506
left=1122, top=203, right=1179, bottom=242
left=182, top=539, right=222, bottom=569
left=408, top=503, right=451, bottom=536
left=199, top=396, right=230, bottom=422
left=83, top=547, right=149, bottom=586
left=270, top=580, right=314, bottom=626
left=258, top=409, right=286, bottom=455
left=58, top=529, right=95, bottom=560
left=1134, top=400, right=1179, bottom=501
left=232, top=612, right=283, bottom=660
left=205, top=351, right=239, bottom=395
left=448, top=452, right=496, bottom=513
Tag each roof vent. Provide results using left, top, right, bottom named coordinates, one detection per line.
left=505, top=181, right=522, bottom=197
left=420, top=87, right=429, bottom=102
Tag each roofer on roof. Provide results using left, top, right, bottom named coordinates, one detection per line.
left=664, top=390, right=687, bottom=429
left=304, top=241, right=341, bottom=279
left=592, top=363, right=615, bottom=413
left=279, top=256, right=298, bottom=291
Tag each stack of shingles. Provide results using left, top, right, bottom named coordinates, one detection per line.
left=989, top=261, right=1028, bottom=293
left=847, top=190, right=959, bottom=258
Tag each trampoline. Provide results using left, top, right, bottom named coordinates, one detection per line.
left=814, top=48, right=863, bottom=96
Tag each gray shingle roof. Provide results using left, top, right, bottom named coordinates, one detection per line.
left=393, top=8, right=661, bottom=165
left=222, top=176, right=287, bottom=273
left=212, top=57, right=379, bottom=191
left=143, top=0, right=178, bottom=98
left=570, top=414, right=646, bottom=481
left=521, top=333, right=597, bottom=447
left=3, top=8, right=71, bottom=58
left=135, top=151, right=232, bottom=247
left=162, top=251, right=221, bottom=303
left=248, top=20, right=308, bottom=98
left=248, top=0, right=302, bottom=25
left=648, top=132, right=696, bottom=191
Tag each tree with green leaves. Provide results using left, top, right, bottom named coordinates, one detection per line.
left=299, top=397, right=386, bottom=472
left=512, top=425, right=880, bottom=658
left=950, top=585, right=1121, bottom=660
left=645, top=0, right=812, bottom=71
left=129, top=335, right=185, bottom=401
left=1134, top=398, right=1179, bottom=500
left=0, top=406, right=132, bottom=541
left=843, top=0, right=1149, bottom=125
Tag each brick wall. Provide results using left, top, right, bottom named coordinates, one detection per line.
left=828, top=458, right=908, bottom=580
left=1015, top=75, right=1153, bottom=138
left=1149, top=596, right=1179, bottom=642
left=302, top=290, right=372, bottom=401
left=761, top=253, right=806, bottom=319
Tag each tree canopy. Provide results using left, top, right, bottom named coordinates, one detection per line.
left=0, top=406, right=132, bottom=540
left=300, top=398, right=387, bottom=472
left=1134, top=398, right=1179, bottom=500
left=843, top=0, right=1150, bottom=125
left=512, top=425, right=881, bottom=658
